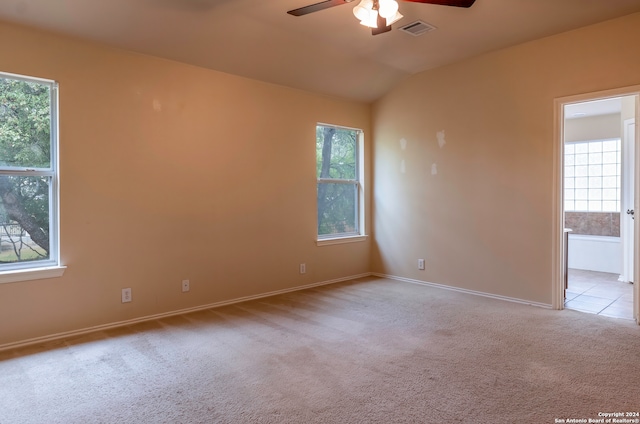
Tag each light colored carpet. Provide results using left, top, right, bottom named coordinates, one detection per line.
left=1, top=277, right=639, bottom=423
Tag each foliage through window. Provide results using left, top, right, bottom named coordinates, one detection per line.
left=0, top=72, right=58, bottom=271
left=564, top=139, right=620, bottom=212
left=316, top=124, right=361, bottom=238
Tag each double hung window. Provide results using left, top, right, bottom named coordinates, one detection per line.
left=316, top=124, right=364, bottom=240
left=0, top=71, right=60, bottom=276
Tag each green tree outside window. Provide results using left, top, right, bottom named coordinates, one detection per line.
left=316, top=125, right=360, bottom=237
left=0, top=75, right=53, bottom=264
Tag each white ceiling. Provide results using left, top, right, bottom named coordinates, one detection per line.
left=2, top=0, right=640, bottom=102
left=565, top=98, right=623, bottom=120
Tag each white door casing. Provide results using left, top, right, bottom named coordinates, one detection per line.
left=620, top=118, right=635, bottom=284
left=552, top=87, right=640, bottom=326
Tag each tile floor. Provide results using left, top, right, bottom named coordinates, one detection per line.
left=565, top=268, right=634, bottom=320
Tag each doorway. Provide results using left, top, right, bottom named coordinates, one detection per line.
left=553, top=88, right=639, bottom=324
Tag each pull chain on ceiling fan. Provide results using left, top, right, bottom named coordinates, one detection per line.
left=287, top=0, right=476, bottom=36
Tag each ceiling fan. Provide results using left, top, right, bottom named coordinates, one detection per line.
left=287, top=0, right=476, bottom=35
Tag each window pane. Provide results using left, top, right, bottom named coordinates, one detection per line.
left=317, top=182, right=357, bottom=236
left=565, top=138, right=621, bottom=212
left=588, top=152, right=602, bottom=164
left=575, top=143, right=588, bottom=154
left=575, top=154, right=588, bottom=165
left=575, top=177, right=588, bottom=189
left=588, top=188, right=602, bottom=200
left=564, top=189, right=574, bottom=200
left=588, top=142, right=602, bottom=153
left=565, top=154, right=575, bottom=166
left=575, top=200, right=588, bottom=211
left=316, top=126, right=357, bottom=180
left=588, top=200, right=602, bottom=212
left=602, top=164, right=617, bottom=176
left=575, top=165, right=588, bottom=177
left=588, top=176, right=602, bottom=188
left=565, top=177, right=574, bottom=189
left=602, top=176, right=617, bottom=188
left=588, top=164, right=602, bottom=177
left=602, top=201, right=617, bottom=212
left=0, top=175, right=50, bottom=263
left=602, top=151, right=617, bottom=164
left=602, top=139, right=618, bottom=151
left=0, top=78, right=52, bottom=169
left=575, top=189, right=588, bottom=200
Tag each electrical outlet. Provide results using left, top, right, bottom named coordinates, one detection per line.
left=121, top=288, right=132, bottom=303
left=418, top=259, right=425, bottom=270
left=299, top=263, right=306, bottom=274
left=182, top=279, right=190, bottom=293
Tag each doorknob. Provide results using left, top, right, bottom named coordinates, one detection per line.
left=627, top=209, right=635, bottom=220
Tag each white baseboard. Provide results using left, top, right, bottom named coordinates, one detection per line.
left=1, top=272, right=553, bottom=352
left=0, top=272, right=373, bottom=352
left=373, top=273, right=552, bottom=309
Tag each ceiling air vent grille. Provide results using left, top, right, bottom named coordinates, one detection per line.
left=399, top=20, right=437, bottom=36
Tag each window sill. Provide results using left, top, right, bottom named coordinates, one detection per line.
left=0, top=265, right=67, bottom=285
left=317, top=235, right=368, bottom=246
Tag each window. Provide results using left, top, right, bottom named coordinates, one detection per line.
left=0, top=71, right=61, bottom=277
left=564, top=139, right=621, bottom=212
left=316, top=124, right=364, bottom=242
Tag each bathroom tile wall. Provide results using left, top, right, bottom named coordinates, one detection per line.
left=565, top=212, right=620, bottom=236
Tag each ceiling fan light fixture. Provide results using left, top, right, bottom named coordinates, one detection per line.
left=359, top=10, right=379, bottom=28
left=352, top=0, right=374, bottom=21
left=385, top=10, right=403, bottom=26
left=378, top=0, right=398, bottom=19
left=353, top=0, right=400, bottom=30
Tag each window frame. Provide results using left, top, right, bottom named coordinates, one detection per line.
left=316, top=123, right=367, bottom=245
left=0, top=71, right=65, bottom=283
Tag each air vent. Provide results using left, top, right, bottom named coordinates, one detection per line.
left=399, top=20, right=437, bottom=36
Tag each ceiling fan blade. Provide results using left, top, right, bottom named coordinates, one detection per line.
left=401, top=0, right=476, bottom=7
left=287, top=0, right=355, bottom=16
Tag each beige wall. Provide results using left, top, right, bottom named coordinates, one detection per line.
left=564, top=113, right=621, bottom=143
left=0, top=22, right=371, bottom=347
left=371, top=13, right=640, bottom=304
